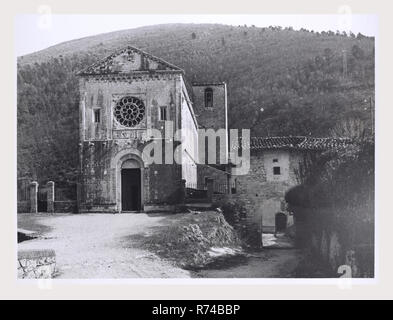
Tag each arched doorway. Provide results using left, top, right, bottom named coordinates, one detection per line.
left=121, top=159, right=142, bottom=211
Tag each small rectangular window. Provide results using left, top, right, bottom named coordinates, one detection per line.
left=273, top=166, right=281, bottom=175
left=273, top=158, right=278, bottom=163
left=93, top=109, right=101, bottom=123
left=205, top=88, right=213, bottom=108
left=159, top=106, right=167, bottom=121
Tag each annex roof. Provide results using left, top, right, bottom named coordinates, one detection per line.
left=233, top=136, right=352, bottom=151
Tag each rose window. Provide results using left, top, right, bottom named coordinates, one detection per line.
left=114, top=96, right=145, bottom=127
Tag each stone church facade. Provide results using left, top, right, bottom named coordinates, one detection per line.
left=76, top=46, right=228, bottom=213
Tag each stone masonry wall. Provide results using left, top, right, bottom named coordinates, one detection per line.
left=192, top=83, right=228, bottom=165
left=192, top=84, right=227, bottom=131
left=80, top=75, right=180, bottom=142
left=79, top=74, right=184, bottom=212
left=54, top=201, right=77, bottom=213
left=197, top=164, right=229, bottom=191
left=79, top=140, right=182, bottom=212
left=18, top=249, right=56, bottom=279
left=231, top=150, right=304, bottom=240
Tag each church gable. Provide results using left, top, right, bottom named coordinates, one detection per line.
left=78, top=46, right=183, bottom=75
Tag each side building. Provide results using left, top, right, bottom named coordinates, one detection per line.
left=231, top=136, right=351, bottom=244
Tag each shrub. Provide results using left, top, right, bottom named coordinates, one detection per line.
left=213, top=199, right=248, bottom=240
left=285, top=137, right=374, bottom=276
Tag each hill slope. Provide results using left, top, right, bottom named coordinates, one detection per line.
left=17, top=23, right=375, bottom=182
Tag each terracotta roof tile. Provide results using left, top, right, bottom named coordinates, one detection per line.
left=232, top=136, right=351, bottom=151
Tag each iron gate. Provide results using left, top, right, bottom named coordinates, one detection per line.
left=37, top=186, right=48, bottom=212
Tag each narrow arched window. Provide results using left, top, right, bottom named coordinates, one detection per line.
left=204, top=88, right=213, bottom=108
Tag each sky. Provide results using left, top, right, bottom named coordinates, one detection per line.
left=15, top=14, right=378, bottom=57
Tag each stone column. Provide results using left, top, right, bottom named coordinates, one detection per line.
left=206, top=178, right=214, bottom=202
left=46, top=181, right=55, bottom=213
left=178, top=179, right=186, bottom=204
left=29, top=181, right=38, bottom=214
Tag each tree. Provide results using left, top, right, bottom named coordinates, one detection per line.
left=351, top=45, right=365, bottom=60
left=17, top=24, right=375, bottom=183
left=330, top=117, right=366, bottom=140
left=221, top=37, right=226, bottom=46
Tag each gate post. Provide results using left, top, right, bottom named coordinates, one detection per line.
left=46, top=181, right=55, bottom=213
left=29, top=181, right=38, bottom=213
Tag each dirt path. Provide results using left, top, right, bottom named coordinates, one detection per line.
left=18, top=213, right=190, bottom=278
left=193, top=249, right=304, bottom=278
left=18, top=213, right=304, bottom=279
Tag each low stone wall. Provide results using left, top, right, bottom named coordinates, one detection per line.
left=17, top=249, right=56, bottom=279
left=212, top=193, right=229, bottom=203
left=54, top=200, right=77, bottom=213
left=144, top=204, right=177, bottom=212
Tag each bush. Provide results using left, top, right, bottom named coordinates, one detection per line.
left=285, top=137, right=374, bottom=276
left=213, top=199, right=248, bottom=240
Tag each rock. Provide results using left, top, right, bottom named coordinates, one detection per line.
left=17, top=267, right=24, bottom=278
left=25, top=271, right=36, bottom=279
left=19, top=259, right=28, bottom=268
left=27, top=259, right=37, bottom=268
left=50, top=263, right=56, bottom=275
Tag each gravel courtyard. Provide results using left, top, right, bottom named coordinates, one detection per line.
left=18, top=213, right=305, bottom=279
left=18, top=213, right=191, bottom=278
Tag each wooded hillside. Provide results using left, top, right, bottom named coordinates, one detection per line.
left=17, top=23, right=375, bottom=183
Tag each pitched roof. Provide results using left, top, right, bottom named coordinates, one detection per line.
left=233, top=136, right=352, bottom=151
left=77, top=46, right=183, bottom=76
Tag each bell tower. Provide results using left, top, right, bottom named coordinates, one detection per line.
left=192, top=82, right=228, bottom=165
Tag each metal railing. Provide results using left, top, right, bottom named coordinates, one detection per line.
left=213, top=182, right=228, bottom=194
left=17, top=179, right=30, bottom=202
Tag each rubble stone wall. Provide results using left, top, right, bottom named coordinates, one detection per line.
left=17, top=249, right=56, bottom=279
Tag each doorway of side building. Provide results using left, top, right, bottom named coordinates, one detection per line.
left=121, top=168, right=141, bottom=211
left=275, top=212, right=288, bottom=234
